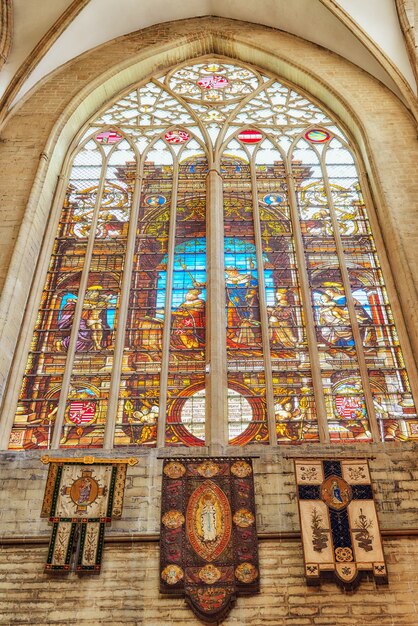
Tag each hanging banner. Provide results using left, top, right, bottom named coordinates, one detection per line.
left=41, top=455, right=137, bottom=573
left=295, top=458, right=387, bottom=589
left=160, top=458, right=259, bottom=623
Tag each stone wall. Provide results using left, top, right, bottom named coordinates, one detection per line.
left=1, top=538, right=417, bottom=625
left=0, top=445, right=417, bottom=624
left=0, top=444, right=417, bottom=539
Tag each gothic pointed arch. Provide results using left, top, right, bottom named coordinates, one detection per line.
left=5, top=56, right=417, bottom=451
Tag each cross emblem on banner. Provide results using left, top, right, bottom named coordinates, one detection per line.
left=295, top=459, right=387, bottom=589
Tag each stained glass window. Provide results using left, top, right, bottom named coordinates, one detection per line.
left=7, top=58, right=417, bottom=449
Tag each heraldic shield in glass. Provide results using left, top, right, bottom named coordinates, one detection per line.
left=160, top=458, right=259, bottom=622
left=295, top=459, right=387, bottom=589
left=40, top=456, right=136, bottom=573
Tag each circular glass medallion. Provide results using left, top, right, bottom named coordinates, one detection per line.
left=95, top=130, right=123, bottom=144
left=180, top=389, right=205, bottom=440
left=333, top=395, right=367, bottom=420
left=228, top=389, right=253, bottom=440
left=145, top=194, right=166, bottom=206
left=202, top=63, right=223, bottom=73
left=238, top=129, right=263, bottom=144
left=66, top=394, right=96, bottom=425
left=198, top=75, right=229, bottom=90
left=304, top=129, right=331, bottom=143
left=263, top=193, right=283, bottom=205
left=164, top=129, right=190, bottom=144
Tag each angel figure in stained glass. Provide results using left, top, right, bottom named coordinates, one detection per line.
left=124, top=401, right=159, bottom=445
left=315, top=285, right=355, bottom=354
left=274, top=397, right=303, bottom=441
left=317, top=283, right=374, bottom=352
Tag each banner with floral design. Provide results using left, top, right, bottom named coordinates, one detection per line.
left=295, top=458, right=387, bottom=589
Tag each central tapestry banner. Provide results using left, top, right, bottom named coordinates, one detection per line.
left=160, top=457, right=259, bottom=622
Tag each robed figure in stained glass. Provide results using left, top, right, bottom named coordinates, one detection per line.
left=171, top=285, right=206, bottom=353
left=225, top=266, right=261, bottom=348
left=57, top=287, right=115, bottom=352
left=268, top=289, right=299, bottom=351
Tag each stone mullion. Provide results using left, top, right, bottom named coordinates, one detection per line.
left=103, top=158, right=143, bottom=449
left=320, top=151, right=380, bottom=442
left=50, top=157, right=108, bottom=450
left=250, top=158, right=277, bottom=446
left=156, top=158, right=179, bottom=449
left=286, top=163, right=330, bottom=443
left=206, top=165, right=228, bottom=450
left=151, top=80, right=211, bottom=149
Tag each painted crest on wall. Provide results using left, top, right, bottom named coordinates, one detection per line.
left=160, top=458, right=259, bottom=622
left=295, top=459, right=387, bottom=589
left=40, top=456, right=137, bottom=573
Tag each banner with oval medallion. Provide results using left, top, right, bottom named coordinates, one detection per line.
left=40, top=456, right=137, bottom=573
left=295, top=459, right=387, bottom=590
left=160, top=458, right=259, bottom=622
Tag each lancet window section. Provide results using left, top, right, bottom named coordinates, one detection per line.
left=222, top=152, right=269, bottom=445
left=7, top=59, right=418, bottom=450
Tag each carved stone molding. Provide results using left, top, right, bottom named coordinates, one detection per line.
left=0, top=0, right=92, bottom=124
left=395, top=0, right=418, bottom=84
left=0, top=0, right=13, bottom=69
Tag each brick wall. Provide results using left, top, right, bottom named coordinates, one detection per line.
left=0, top=446, right=416, bottom=624
left=1, top=538, right=417, bottom=625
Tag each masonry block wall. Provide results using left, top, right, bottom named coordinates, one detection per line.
left=1, top=539, right=418, bottom=626
left=0, top=446, right=417, bottom=625
left=0, top=445, right=417, bottom=538
left=0, top=17, right=417, bottom=625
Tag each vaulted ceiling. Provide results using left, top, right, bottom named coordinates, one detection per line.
left=0, top=0, right=417, bottom=120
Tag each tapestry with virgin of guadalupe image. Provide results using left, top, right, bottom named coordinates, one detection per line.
left=160, top=458, right=259, bottom=622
